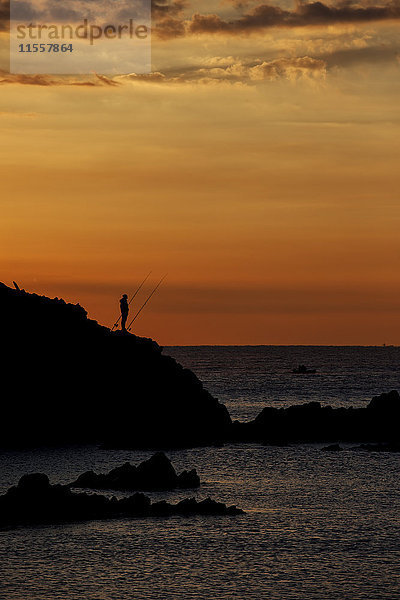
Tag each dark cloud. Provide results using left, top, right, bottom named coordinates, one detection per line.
left=0, top=72, right=58, bottom=86
left=121, top=71, right=167, bottom=81
left=10, top=0, right=40, bottom=21
left=152, top=0, right=190, bottom=39
left=189, top=13, right=231, bottom=33
left=0, top=0, right=9, bottom=31
left=95, top=73, right=121, bottom=86
left=152, top=0, right=188, bottom=18
left=0, top=55, right=325, bottom=87
left=158, top=1, right=400, bottom=38
left=116, top=55, right=326, bottom=83
left=0, top=71, right=113, bottom=86
left=4, top=0, right=400, bottom=40
left=154, top=16, right=187, bottom=38
left=46, top=5, right=82, bottom=21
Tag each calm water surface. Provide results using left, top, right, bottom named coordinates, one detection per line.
left=1, top=347, right=399, bottom=600
left=166, top=345, right=400, bottom=420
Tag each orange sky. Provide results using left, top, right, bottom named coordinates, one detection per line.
left=1, top=3, right=400, bottom=344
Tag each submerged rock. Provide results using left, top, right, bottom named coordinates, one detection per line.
left=70, top=452, right=200, bottom=491
left=0, top=473, right=244, bottom=528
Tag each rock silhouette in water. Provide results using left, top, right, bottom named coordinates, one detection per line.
left=0, top=282, right=231, bottom=448
left=231, top=390, right=400, bottom=444
left=0, top=473, right=244, bottom=528
left=70, top=452, right=200, bottom=490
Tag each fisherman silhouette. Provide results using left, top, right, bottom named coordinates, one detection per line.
left=120, top=294, right=129, bottom=331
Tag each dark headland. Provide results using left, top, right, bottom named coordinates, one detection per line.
left=0, top=282, right=231, bottom=448
left=1, top=282, right=399, bottom=449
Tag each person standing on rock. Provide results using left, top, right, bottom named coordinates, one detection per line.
left=120, top=294, right=129, bottom=331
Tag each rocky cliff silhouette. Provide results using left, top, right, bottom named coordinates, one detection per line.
left=0, top=282, right=231, bottom=448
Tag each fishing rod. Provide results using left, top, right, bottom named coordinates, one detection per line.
left=111, top=271, right=152, bottom=331
left=127, top=274, right=167, bottom=331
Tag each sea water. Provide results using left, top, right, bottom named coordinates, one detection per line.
left=1, top=346, right=399, bottom=600
left=166, top=345, right=400, bottom=420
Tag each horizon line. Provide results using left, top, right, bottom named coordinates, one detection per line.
left=163, top=343, right=400, bottom=348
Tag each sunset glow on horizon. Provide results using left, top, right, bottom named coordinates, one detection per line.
left=1, top=0, right=400, bottom=345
